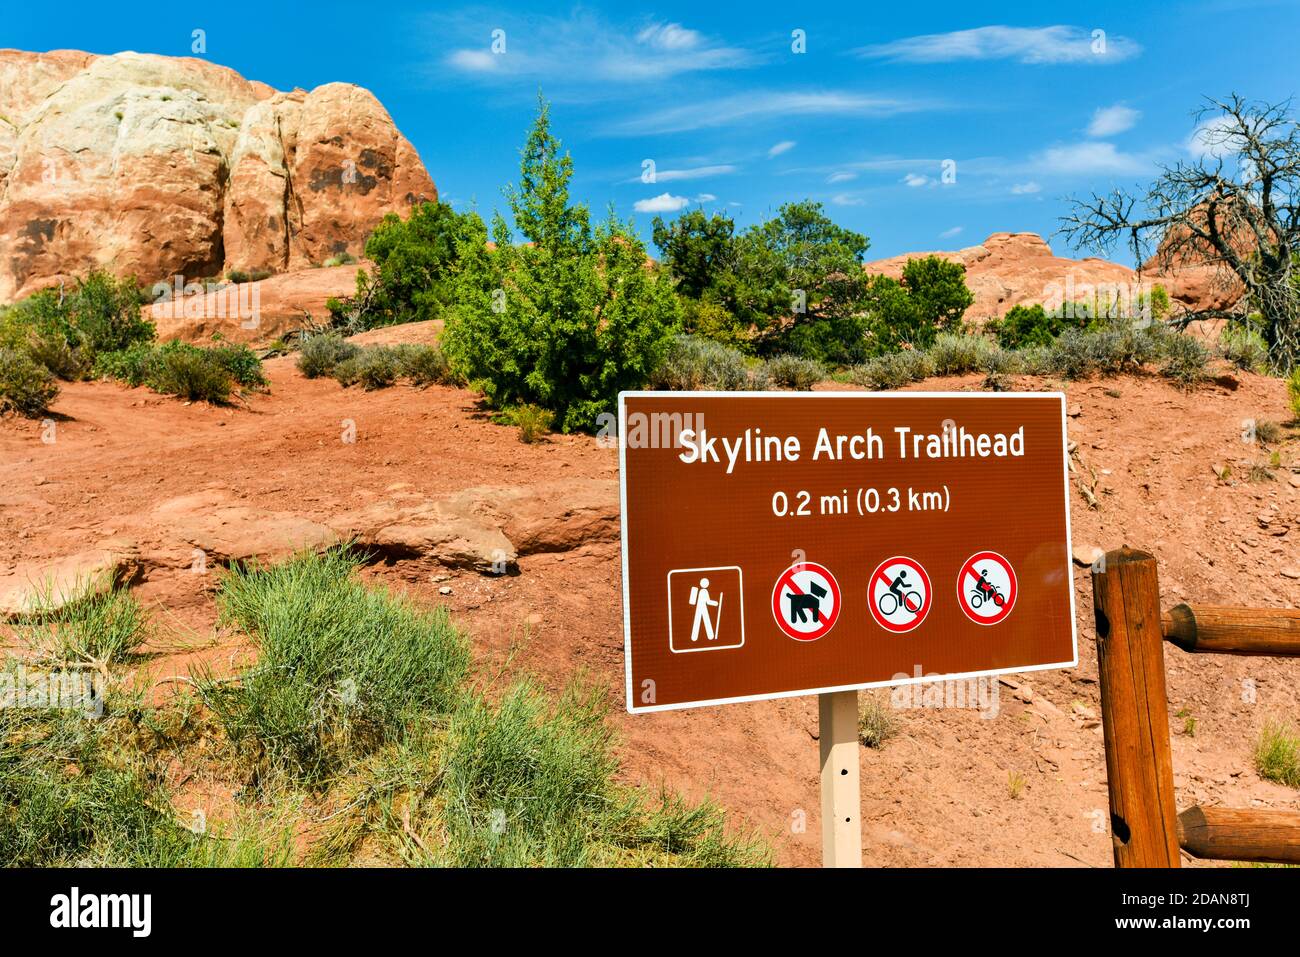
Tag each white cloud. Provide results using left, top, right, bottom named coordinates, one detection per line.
left=650, top=164, right=737, bottom=182
left=903, top=173, right=929, bottom=187
left=1010, top=181, right=1041, bottom=194
left=831, top=193, right=863, bottom=206
left=694, top=193, right=717, bottom=202
left=637, top=22, right=702, bottom=51
left=857, top=25, right=1141, bottom=65
left=634, top=192, right=690, bottom=213
left=768, top=140, right=797, bottom=157
left=1033, top=141, right=1149, bottom=176
left=611, top=91, right=926, bottom=135
left=1087, top=104, right=1141, bottom=137
left=443, top=13, right=752, bottom=83
left=940, top=226, right=963, bottom=239
left=827, top=171, right=857, bottom=183
left=447, top=49, right=497, bottom=72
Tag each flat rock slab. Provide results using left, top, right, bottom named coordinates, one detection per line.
left=153, top=490, right=338, bottom=564
left=0, top=540, right=140, bottom=618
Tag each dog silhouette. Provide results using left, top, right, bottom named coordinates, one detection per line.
left=787, top=581, right=828, bottom=624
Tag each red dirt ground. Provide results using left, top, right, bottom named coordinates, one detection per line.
left=2, top=351, right=1298, bottom=867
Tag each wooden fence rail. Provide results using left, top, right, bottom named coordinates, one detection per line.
left=1092, top=547, right=1300, bottom=868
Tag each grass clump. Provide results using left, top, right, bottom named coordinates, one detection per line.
left=394, top=344, right=452, bottom=386
left=858, top=692, right=898, bottom=749
left=200, top=549, right=471, bottom=783
left=0, top=697, right=292, bottom=867
left=297, top=333, right=359, bottom=379
left=1288, top=368, right=1300, bottom=421
left=762, top=354, right=824, bottom=390
left=333, top=346, right=400, bottom=390
left=927, top=332, right=998, bottom=376
left=322, top=343, right=452, bottom=391
left=12, top=587, right=151, bottom=665
left=650, top=335, right=766, bottom=391
left=849, top=349, right=934, bottom=390
left=0, top=347, right=59, bottom=417
left=1255, top=721, right=1300, bottom=788
left=494, top=403, right=554, bottom=442
left=201, top=550, right=768, bottom=866
left=1220, top=324, right=1270, bottom=373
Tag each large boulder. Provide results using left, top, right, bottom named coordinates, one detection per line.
left=0, top=49, right=436, bottom=303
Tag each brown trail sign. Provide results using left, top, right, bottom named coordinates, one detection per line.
left=618, top=391, right=1078, bottom=866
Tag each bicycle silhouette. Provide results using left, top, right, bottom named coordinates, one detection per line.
left=878, top=589, right=923, bottom=617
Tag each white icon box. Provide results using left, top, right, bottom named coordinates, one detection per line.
left=667, top=566, right=745, bottom=653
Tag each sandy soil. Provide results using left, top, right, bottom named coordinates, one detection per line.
left=2, top=353, right=1298, bottom=867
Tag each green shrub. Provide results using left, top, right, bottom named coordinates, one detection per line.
left=328, top=201, right=474, bottom=332
left=333, top=346, right=399, bottom=390
left=442, top=99, right=678, bottom=432
left=297, top=333, right=359, bottom=379
left=850, top=349, right=935, bottom=390
left=96, top=340, right=265, bottom=403
left=650, top=335, right=760, bottom=391
left=1288, top=368, right=1300, bottom=420
left=927, top=332, right=999, bottom=375
left=7, top=273, right=152, bottom=377
left=679, top=297, right=751, bottom=352
left=988, top=304, right=1059, bottom=349
left=1159, top=333, right=1210, bottom=388
left=1220, top=324, right=1270, bottom=372
left=322, top=252, right=357, bottom=268
left=763, top=354, right=824, bottom=390
left=0, top=347, right=60, bottom=416
left=393, top=343, right=451, bottom=386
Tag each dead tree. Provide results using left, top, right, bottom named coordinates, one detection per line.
left=1059, top=95, right=1300, bottom=371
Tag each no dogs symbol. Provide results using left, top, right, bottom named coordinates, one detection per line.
left=771, top=562, right=841, bottom=642
left=869, top=556, right=932, bottom=634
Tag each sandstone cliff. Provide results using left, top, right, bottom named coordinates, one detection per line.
left=0, top=49, right=436, bottom=302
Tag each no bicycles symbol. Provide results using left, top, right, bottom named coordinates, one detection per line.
left=957, top=551, right=1017, bottom=625
left=868, top=556, right=932, bottom=633
left=771, top=561, right=841, bottom=641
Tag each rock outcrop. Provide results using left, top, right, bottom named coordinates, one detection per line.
left=865, top=231, right=1246, bottom=322
left=0, top=49, right=436, bottom=302
left=863, top=232, right=1144, bottom=321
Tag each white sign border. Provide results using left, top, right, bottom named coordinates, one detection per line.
left=619, top=390, right=1079, bottom=715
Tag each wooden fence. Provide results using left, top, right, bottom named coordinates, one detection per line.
left=1091, top=547, right=1300, bottom=867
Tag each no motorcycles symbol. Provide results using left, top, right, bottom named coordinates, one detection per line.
left=958, top=551, right=1017, bottom=625
left=869, top=556, right=932, bottom=634
left=771, top=561, right=841, bottom=642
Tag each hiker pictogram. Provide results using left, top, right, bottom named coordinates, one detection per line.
left=957, top=551, right=1017, bottom=625
left=667, top=566, right=745, bottom=653
left=771, top=561, right=841, bottom=642
left=869, top=557, right=932, bottom=633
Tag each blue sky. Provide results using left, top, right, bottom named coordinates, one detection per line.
left=6, top=1, right=1300, bottom=262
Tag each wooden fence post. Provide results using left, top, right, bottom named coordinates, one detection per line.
left=1091, top=547, right=1181, bottom=867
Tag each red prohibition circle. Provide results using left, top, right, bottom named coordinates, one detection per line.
left=868, top=556, right=932, bottom=634
left=957, top=550, right=1018, bottom=625
left=770, top=561, right=841, bottom=642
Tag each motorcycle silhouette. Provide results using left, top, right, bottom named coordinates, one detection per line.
left=969, top=581, right=1006, bottom=608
